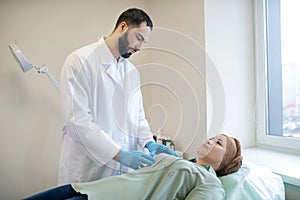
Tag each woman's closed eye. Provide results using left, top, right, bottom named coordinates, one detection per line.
left=217, top=140, right=223, bottom=146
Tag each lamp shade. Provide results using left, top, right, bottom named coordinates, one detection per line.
left=8, top=44, right=33, bottom=73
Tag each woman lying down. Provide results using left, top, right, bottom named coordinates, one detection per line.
left=24, top=134, right=243, bottom=200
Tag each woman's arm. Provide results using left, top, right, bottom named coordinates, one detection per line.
left=185, top=184, right=225, bottom=200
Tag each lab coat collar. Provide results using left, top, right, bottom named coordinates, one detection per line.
left=98, top=37, right=127, bottom=84
left=97, top=37, right=115, bottom=66
left=97, top=37, right=127, bottom=66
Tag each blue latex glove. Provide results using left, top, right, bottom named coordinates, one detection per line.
left=146, top=142, right=178, bottom=157
left=117, top=150, right=154, bottom=170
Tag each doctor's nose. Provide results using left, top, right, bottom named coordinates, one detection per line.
left=135, top=43, right=143, bottom=51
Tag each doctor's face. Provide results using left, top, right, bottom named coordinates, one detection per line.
left=197, top=134, right=227, bottom=169
left=118, top=22, right=151, bottom=58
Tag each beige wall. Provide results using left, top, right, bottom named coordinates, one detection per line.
left=138, top=0, right=207, bottom=160
left=0, top=1, right=149, bottom=199
left=0, top=0, right=257, bottom=199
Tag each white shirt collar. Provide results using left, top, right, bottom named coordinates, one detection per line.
left=97, top=36, right=127, bottom=66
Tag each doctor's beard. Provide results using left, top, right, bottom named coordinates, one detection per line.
left=118, top=31, right=134, bottom=59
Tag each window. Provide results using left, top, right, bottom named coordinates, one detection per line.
left=254, top=0, right=300, bottom=151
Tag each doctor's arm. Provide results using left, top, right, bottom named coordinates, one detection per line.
left=146, top=141, right=178, bottom=157
left=61, top=54, right=121, bottom=165
left=113, top=149, right=154, bottom=170
left=61, top=54, right=153, bottom=169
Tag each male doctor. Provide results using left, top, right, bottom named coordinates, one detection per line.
left=58, top=8, right=177, bottom=184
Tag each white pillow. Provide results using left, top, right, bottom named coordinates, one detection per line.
left=219, top=161, right=285, bottom=200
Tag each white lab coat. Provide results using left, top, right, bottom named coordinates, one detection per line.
left=58, top=37, right=153, bottom=185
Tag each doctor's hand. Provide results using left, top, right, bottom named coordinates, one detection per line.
left=146, top=142, right=179, bottom=157
left=117, top=150, right=154, bottom=170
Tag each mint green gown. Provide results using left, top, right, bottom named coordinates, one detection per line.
left=72, top=154, right=225, bottom=200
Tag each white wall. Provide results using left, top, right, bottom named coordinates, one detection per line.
left=204, top=0, right=256, bottom=147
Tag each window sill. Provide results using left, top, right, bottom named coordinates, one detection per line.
left=243, top=147, right=300, bottom=187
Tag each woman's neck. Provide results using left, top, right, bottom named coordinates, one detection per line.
left=196, top=159, right=218, bottom=171
left=196, top=159, right=206, bottom=165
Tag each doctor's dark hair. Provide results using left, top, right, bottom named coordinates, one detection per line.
left=114, top=8, right=153, bottom=31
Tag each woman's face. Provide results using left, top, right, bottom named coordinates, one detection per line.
left=197, top=134, right=227, bottom=170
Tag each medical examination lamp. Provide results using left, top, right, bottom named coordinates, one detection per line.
left=8, top=43, right=60, bottom=92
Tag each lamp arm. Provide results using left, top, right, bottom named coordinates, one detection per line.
left=38, top=66, right=60, bottom=92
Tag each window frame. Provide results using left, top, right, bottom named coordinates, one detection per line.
left=254, top=0, right=300, bottom=151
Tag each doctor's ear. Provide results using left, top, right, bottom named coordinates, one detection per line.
left=119, top=22, right=128, bottom=32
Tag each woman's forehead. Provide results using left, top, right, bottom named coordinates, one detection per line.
left=217, top=134, right=227, bottom=142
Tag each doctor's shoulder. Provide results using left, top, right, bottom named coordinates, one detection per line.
left=63, top=42, right=100, bottom=70
left=71, top=42, right=99, bottom=61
